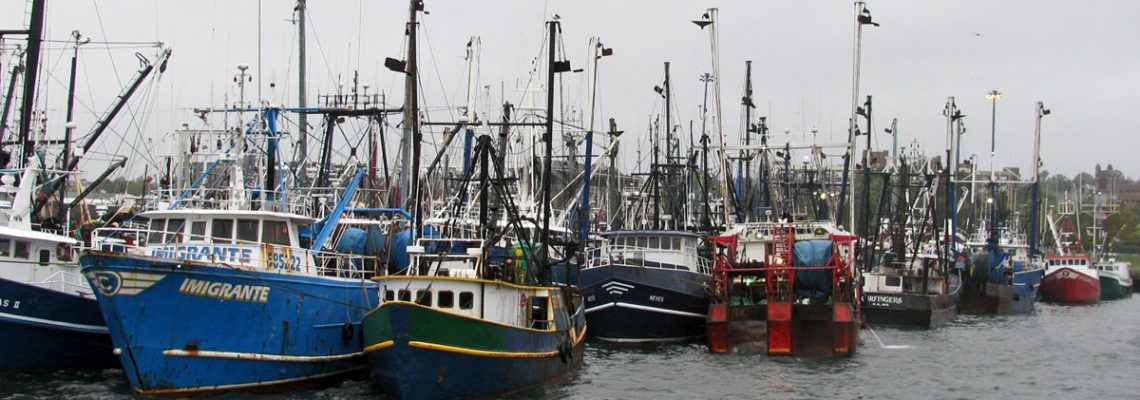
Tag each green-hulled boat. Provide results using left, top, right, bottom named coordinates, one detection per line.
left=362, top=238, right=586, bottom=399
left=1094, top=260, right=1134, bottom=300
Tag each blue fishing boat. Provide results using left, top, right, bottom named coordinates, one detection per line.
left=81, top=110, right=380, bottom=395
left=960, top=226, right=1044, bottom=314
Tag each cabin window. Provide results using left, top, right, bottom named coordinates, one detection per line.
left=237, top=219, right=259, bottom=243
left=886, top=276, right=902, bottom=287
left=530, top=296, right=550, bottom=329
left=211, top=219, right=234, bottom=244
left=262, top=220, right=290, bottom=246
left=0, top=238, right=11, bottom=256
left=148, top=219, right=166, bottom=243
left=438, top=291, right=455, bottom=308
left=648, top=237, right=660, bottom=249
left=637, top=237, right=648, bottom=248
left=166, top=219, right=186, bottom=242
left=415, top=290, right=433, bottom=306
left=13, top=241, right=29, bottom=259
left=459, top=292, right=474, bottom=310
left=38, top=249, right=50, bottom=266
left=397, top=289, right=412, bottom=302
left=190, top=221, right=207, bottom=242
left=384, top=290, right=395, bottom=301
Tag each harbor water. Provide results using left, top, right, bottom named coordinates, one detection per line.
left=3, top=297, right=1137, bottom=399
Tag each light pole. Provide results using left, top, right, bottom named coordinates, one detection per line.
left=985, top=89, right=1001, bottom=241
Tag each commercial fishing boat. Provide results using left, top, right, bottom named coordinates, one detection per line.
left=1093, top=260, right=1133, bottom=300
left=0, top=162, right=112, bottom=371
left=861, top=156, right=960, bottom=328
left=0, top=2, right=170, bottom=371
left=579, top=61, right=713, bottom=343
left=581, top=230, right=711, bottom=342
left=955, top=100, right=1046, bottom=314
left=363, top=131, right=586, bottom=398
left=959, top=226, right=1043, bottom=314
left=82, top=111, right=380, bottom=395
left=1040, top=202, right=1100, bottom=304
left=364, top=11, right=587, bottom=397
left=706, top=221, right=860, bottom=356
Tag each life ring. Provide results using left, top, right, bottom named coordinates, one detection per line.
left=56, top=243, right=73, bottom=262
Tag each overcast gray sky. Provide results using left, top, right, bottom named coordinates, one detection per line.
left=3, top=0, right=1138, bottom=180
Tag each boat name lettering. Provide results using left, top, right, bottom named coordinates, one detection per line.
left=0, top=298, right=20, bottom=309
left=177, top=278, right=270, bottom=303
left=151, top=245, right=252, bottom=264
left=649, top=295, right=665, bottom=303
left=867, top=295, right=903, bottom=305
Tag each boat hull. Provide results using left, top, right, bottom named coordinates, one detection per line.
left=580, top=264, right=709, bottom=343
left=0, top=277, right=116, bottom=372
left=1099, top=276, right=1132, bottom=300
left=80, top=252, right=376, bottom=395
left=364, top=301, right=585, bottom=400
left=958, top=269, right=1043, bottom=315
left=862, top=291, right=958, bottom=328
left=1040, top=267, right=1100, bottom=304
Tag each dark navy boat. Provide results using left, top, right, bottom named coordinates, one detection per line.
left=580, top=230, right=711, bottom=343
left=0, top=163, right=117, bottom=372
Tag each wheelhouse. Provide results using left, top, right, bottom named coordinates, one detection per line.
left=588, top=230, right=710, bottom=274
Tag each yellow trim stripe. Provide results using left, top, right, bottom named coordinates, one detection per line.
left=133, top=365, right=366, bottom=396
left=162, top=349, right=364, bottom=363
left=362, top=340, right=394, bottom=354
left=408, top=341, right=559, bottom=359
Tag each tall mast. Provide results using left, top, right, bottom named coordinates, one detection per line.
left=17, top=0, right=45, bottom=168
left=60, top=31, right=86, bottom=223
left=295, top=0, right=308, bottom=184
left=539, top=18, right=560, bottom=278
left=707, top=8, right=732, bottom=229
left=742, top=60, right=753, bottom=220
left=1029, top=101, right=1049, bottom=257
left=841, top=1, right=877, bottom=230
left=406, top=0, right=423, bottom=238
left=660, top=62, right=670, bottom=229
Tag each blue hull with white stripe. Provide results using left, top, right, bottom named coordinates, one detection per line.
left=80, top=252, right=377, bottom=395
left=0, top=277, right=116, bottom=371
left=579, top=264, right=710, bottom=342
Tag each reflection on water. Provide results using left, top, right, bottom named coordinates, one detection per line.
left=2, top=298, right=1137, bottom=399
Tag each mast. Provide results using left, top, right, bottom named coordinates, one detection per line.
left=699, top=73, right=712, bottom=229
left=841, top=1, right=877, bottom=230
left=742, top=60, right=753, bottom=220
left=859, top=95, right=872, bottom=255
left=651, top=64, right=665, bottom=229
left=707, top=8, right=732, bottom=229
left=16, top=0, right=45, bottom=168
left=539, top=18, right=560, bottom=280
left=1029, top=101, right=1049, bottom=257
left=581, top=37, right=608, bottom=241
left=295, top=0, right=308, bottom=185
left=661, top=62, right=672, bottom=228
left=60, top=31, right=86, bottom=223
left=406, top=0, right=423, bottom=238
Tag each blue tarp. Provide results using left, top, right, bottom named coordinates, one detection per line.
left=792, top=240, right=834, bottom=298
left=335, top=227, right=368, bottom=254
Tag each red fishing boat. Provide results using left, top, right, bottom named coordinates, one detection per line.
left=1040, top=203, right=1100, bottom=303
left=1041, top=255, right=1100, bottom=303
left=705, top=222, right=859, bottom=356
